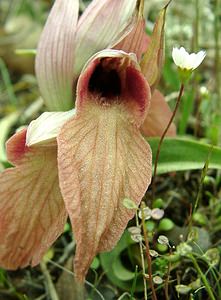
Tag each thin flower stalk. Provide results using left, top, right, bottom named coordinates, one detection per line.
left=141, top=203, right=158, bottom=300
left=189, top=254, right=216, bottom=300
left=152, top=83, right=185, bottom=199
left=136, top=211, right=148, bottom=300
left=152, top=46, right=206, bottom=199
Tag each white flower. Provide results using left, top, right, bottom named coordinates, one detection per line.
left=151, top=208, right=164, bottom=220
left=172, top=47, right=206, bottom=70
left=138, top=206, right=152, bottom=220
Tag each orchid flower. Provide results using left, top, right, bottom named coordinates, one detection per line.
left=0, top=0, right=175, bottom=282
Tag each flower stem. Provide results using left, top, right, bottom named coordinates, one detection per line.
left=214, top=0, right=221, bottom=109
left=136, top=212, right=148, bottom=300
left=193, top=0, right=199, bottom=52
left=164, top=248, right=172, bottom=300
left=141, top=203, right=158, bottom=300
left=152, top=83, right=185, bottom=200
left=189, top=255, right=216, bottom=300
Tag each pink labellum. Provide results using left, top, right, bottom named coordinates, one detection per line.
left=0, top=129, right=67, bottom=269
left=77, top=50, right=150, bottom=125
left=141, top=90, right=176, bottom=137
left=57, top=50, right=152, bottom=282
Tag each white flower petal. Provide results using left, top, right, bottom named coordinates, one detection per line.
left=26, top=110, right=76, bottom=146
left=172, top=47, right=182, bottom=66
left=186, top=53, right=197, bottom=69
left=172, top=46, right=206, bottom=70
left=192, top=50, right=206, bottom=69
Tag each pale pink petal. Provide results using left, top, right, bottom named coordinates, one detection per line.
left=141, top=90, right=176, bottom=137
left=0, top=130, right=67, bottom=269
left=140, top=6, right=167, bottom=89
left=113, top=1, right=150, bottom=61
left=74, top=0, right=138, bottom=77
left=6, top=129, right=28, bottom=164
left=57, top=50, right=152, bottom=282
left=58, top=108, right=152, bottom=282
left=26, top=110, right=75, bottom=147
left=114, top=18, right=150, bottom=61
left=35, top=0, right=79, bottom=111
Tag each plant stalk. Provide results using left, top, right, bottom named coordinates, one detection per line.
left=152, top=84, right=185, bottom=199
left=214, top=0, right=221, bottom=109
left=190, top=255, right=216, bottom=300
left=136, top=212, right=148, bottom=300
left=141, top=204, right=158, bottom=300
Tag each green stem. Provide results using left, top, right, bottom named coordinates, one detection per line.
left=135, top=212, right=148, bottom=300
left=189, top=255, right=216, bottom=300
left=0, top=58, right=17, bottom=106
left=152, top=84, right=185, bottom=200
left=214, top=0, right=221, bottom=109
left=164, top=249, right=172, bottom=300
left=141, top=203, right=158, bottom=300
left=194, top=0, right=199, bottom=52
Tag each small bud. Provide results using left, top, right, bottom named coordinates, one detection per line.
left=153, top=276, right=163, bottom=285
left=176, top=242, right=192, bottom=256
left=145, top=220, right=155, bottom=232
left=187, top=228, right=199, bottom=242
left=158, top=218, right=174, bottom=231
left=157, top=243, right=168, bottom=253
left=157, top=235, right=169, bottom=246
left=153, top=198, right=164, bottom=208
left=189, top=278, right=201, bottom=290
left=138, top=206, right=152, bottom=220
left=192, top=212, right=208, bottom=226
left=204, top=248, right=220, bottom=266
left=175, top=284, right=191, bottom=295
left=130, top=234, right=143, bottom=243
left=199, top=86, right=209, bottom=97
left=123, top=198, right=138, bottom=209
left=151, top=208, right=164, bottom=220
left=149, top=249, right=159, bottom=257
left=128, top=226, right=141, bottom=235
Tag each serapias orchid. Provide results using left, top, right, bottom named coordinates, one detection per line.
left=0, top=0, right=175, bottom=282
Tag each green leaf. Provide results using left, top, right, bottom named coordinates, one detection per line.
left=148, top=138, right=221, bottom=174
left=100, top=231, right=144, bottom=292
left=123, top=198, right=138, bottom=210
left=162, top=57, right=179, bottom=90
left=90, top=256, right=100, bottom=270
left=0, top=112, right=20, bottom=162
left=15, top=49, right=36, bottom=56
left=178, top=89, right=195, bottom=135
